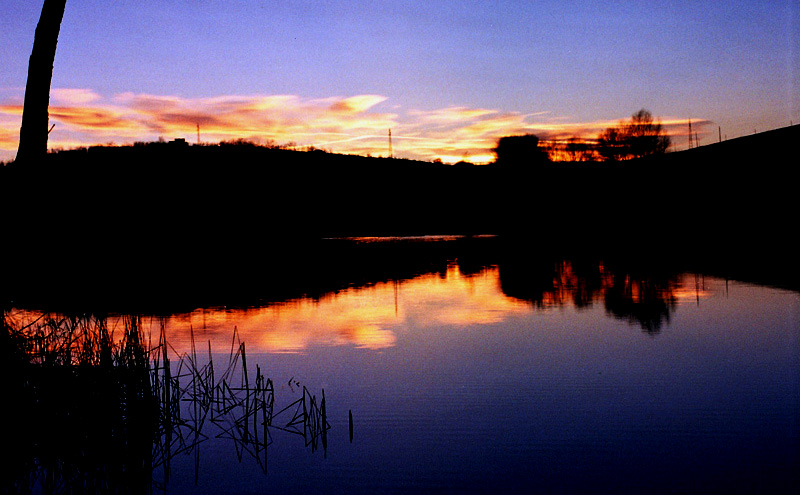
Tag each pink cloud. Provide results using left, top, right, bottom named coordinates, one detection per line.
left=0, top=88, right=710, bottom=162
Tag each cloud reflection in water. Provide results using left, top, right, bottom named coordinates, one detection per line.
left=164, top=263, right=530, bottom=354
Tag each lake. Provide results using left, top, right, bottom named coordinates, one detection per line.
left=5, top=236, right=799, bottom=494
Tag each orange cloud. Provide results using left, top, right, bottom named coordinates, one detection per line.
left=0, top=127, right=18, bottom=158
left=0, top=88, right=710, bottom=162
left=0, top=104, right=23, bottom=116
left=328, top=95, right=388, bottom=114
left=48, top=106, right=140, bottom=131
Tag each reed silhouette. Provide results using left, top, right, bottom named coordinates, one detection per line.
left=2, top=312, right=334, bottom=494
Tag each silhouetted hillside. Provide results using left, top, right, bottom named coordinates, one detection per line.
left=3, top=142, right=498, bottom=241
left=653, top=124, right=798, bottom=244
left=675, top=123, right=799, bottom=164
left=3, top=125, right=797, bottom=302
left=2, top=142, right=503, bottom=301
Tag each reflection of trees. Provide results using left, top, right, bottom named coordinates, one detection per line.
left=601, top=273, right=678, bottom=334
left=498, top=256, right=681, bottom=333
left=2, top=313, right=332, bottom=494
left=11, top=236, right=789, bottom=341
left=498, top=256, right=605, bottom=309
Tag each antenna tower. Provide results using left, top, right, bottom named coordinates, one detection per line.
left=388, top=129, right=393, bottom=158
left=688, top=119, right=693, bottom=149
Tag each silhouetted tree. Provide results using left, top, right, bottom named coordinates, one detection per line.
left=537, top=140, right=561, bottom=161
left=493, top=134, right=550, bottom=168
left=597, top=126, right=626, bottom=161
left=596, top=109, right=670, bottom=162
left=625, top=109, right=670, bottom=158
left=15, top=0, right=68, bottom=164
left=565, top=137, right=597, bottom=161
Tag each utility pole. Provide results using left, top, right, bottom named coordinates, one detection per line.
left=388, top=129, right=393, bottom=158
left=197, top=123, right=200, bottom=145
left=688, top=119, right=693, bottom=149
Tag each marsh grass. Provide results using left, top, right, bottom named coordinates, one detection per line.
left=2, top=312, right=331, bottom=494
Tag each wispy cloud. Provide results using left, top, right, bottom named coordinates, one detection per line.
left=0, top=127, right=17, bottom=154
left=0, top=88, right=710, bottom=162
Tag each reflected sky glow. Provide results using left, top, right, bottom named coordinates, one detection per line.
left=4, top=244, right=798, bottom=494
left=164, top=263, right=531, bottom=354
left=105, top=262, right=716, bottom=355
left=0, top=263, right=758, bottom=356
left=9, top=264, right=722, bottom=357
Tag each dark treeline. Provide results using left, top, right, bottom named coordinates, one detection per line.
left=492, top=122, right=798, bottom=247
left=3, top=124, right=798, bottom=310
left=3, top=140, right=495, bottom=257
left=501, top=109, right=672, bottom=163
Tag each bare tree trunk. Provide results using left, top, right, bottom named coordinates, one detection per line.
left=15, top=0, right=67, bottom=164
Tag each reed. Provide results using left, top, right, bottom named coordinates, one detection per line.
left=2, top=311, right=336, bottom=493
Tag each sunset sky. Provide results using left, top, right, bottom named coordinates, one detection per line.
left=1, top=0, right=798, bottom=163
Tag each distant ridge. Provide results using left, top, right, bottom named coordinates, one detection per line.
left=3, top=123, right=796, bottom=268
left=671, top=123, right=799, bottom=164
left=4, top=122, right=797, bottom=310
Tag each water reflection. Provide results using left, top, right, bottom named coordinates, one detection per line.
left=498, top=257, right=701, bottom=334
left=153, top=258, right=710, bottom=355
left=153, top=263, right=527, bottom=354
left=8, top=251, right=732, bottom=358
left=8, top=237, right=794, bottom=328
left=5, top=238, right=799, bottom=494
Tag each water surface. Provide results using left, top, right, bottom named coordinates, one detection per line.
left=7, top=239, right=799, bottom=494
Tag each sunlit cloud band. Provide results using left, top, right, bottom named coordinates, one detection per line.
left=0, top=88, right=711, bottom=163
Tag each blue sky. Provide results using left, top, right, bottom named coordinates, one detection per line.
left=2, top=0, right=798, bottom=162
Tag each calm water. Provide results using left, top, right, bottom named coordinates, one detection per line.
left=7, top=238, right=800, bottom=494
